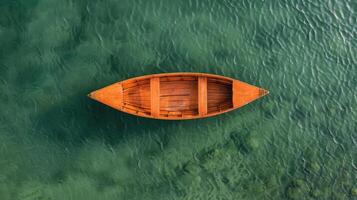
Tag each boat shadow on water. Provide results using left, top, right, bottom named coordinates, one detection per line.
left=33, top=91, right=225, bottom=146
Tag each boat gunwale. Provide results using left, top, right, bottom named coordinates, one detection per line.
left=120, top=72, right=235, bottom=85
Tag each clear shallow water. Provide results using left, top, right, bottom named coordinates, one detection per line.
left=0, top=0, right=356, bottom=199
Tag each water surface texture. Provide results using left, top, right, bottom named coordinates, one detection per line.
left=1, top=0, right=356, bottom=199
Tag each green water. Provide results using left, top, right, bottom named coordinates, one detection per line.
left=1, top=0, right=356, bottom=199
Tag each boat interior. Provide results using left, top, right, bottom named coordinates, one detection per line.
left=121, top=75, right=233, bottom=118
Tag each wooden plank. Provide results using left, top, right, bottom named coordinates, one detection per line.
left=160, top=88, right=196, bottom=95
left=198, top=76, right=207, bottom=116
left=124, top=96, right=151, bottom=101
left=150, top=77, right=160, bottom=117
left=160, top=83, right=197, bottom=89
left=207, top=78, right=232, bottom=84
left=160, top=76, right=197, bottom=82
left=124, top=102, right=151, bottom=110
left=182, top=110, right=198, bottom=115
left=160, top=96, right=198, bottom=101
left=122, top=80, right=150, bottom=90
left=160, top=105, right=198, bottom=110
left=123, top=84, right=150, bottom=93
left=160, top=105, right=197, bottom=111
left=123, top=104, right=150, bottom=113
left=168, top=111, right=182, bottom=115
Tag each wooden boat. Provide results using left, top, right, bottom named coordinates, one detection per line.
left=88, top=73, right=268, bottom=120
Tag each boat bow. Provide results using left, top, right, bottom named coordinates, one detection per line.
left=88, top=83, right=123, bottom=110
left=232, top=80, right=269, bottom=108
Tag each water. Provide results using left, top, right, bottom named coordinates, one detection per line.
left=0, top=0, right=356, bottom=199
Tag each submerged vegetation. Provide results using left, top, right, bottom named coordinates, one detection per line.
left=0, top=0, right=356, bottom=199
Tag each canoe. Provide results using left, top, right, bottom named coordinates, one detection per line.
left=88, top=72, right=268, bottom=120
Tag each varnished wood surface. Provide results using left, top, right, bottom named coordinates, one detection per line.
left=160, top=77, right=198, bottom=113
left=150, top=77, right=160, bottom=117
left=88, top=72, right=269, bottom=120
left=198, top=76, right=207, bottom=116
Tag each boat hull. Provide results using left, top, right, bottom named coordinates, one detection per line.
left=88, top=73, right=268, bottom=120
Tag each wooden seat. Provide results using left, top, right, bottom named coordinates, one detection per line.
left=198, top=76, right=207, bottom=116
left=150, top=77, right=160, bottom=117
